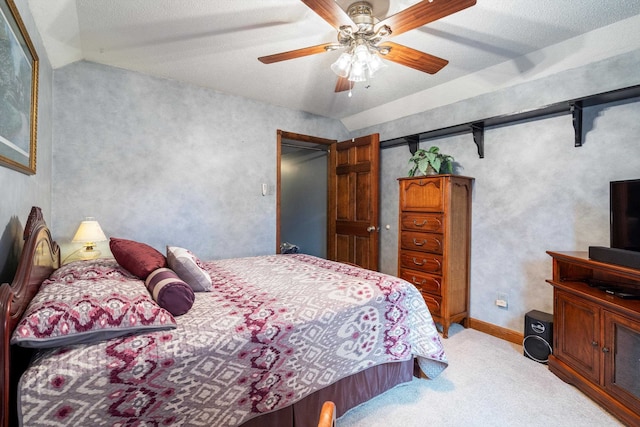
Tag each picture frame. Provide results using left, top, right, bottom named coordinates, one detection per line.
left=0, top=0, right=38, bottom=175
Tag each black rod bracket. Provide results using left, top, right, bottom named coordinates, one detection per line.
left=406, top=134, right=420, bottom=154
left=471, top=122, right=485, bottom=158
left=571, top=101, right=583, bottom=147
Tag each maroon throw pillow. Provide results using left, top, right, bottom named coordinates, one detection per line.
left=110, top=238, right=167, bottom=279
left=145, top=268, right=195, bottom=316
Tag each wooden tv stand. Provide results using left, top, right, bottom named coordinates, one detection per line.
left=546, top=251, right=640, bottom=426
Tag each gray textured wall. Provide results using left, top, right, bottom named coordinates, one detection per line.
left=0, top=0, right=53, bottom=283
left=373, top=50, right=640, bottom=332
left=52, top=61, right=349, bottom=261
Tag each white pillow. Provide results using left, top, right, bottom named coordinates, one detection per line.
left=166, top=246, right=212, bottom=292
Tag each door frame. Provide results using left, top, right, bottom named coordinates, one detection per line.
left=276, top=130, right=336, bottom=254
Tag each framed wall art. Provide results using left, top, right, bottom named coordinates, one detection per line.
left=0, top=0, right=38, bottom=175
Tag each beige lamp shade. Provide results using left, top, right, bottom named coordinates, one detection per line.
left=72, top=218, right=107, bottom=251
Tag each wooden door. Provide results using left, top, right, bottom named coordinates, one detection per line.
left=328, top=134, right=380, bottom=270
left=554, top=290, right=601, bottom=383
left=602, top=310, right=640, bottom=414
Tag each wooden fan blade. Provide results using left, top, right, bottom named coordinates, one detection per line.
left=258, top=43, right=336, bottom=64
left=379, top=42, right=448, bottom=74
left=335, top=76, right=352, bottom=92
left=377, top=0, right=476, bottom=37
left=301, top=0, right=355, bottom=29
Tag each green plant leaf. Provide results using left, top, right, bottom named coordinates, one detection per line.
left=417, top=158, right=429, bottom=174
left=432, top=157, right=441, bottom=172
left=441, top=159, right=453, bottom=173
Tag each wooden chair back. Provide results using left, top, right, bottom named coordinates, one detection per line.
left=317, top=401, right=336, bottom=427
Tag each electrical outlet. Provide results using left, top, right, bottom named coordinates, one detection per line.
left=495, top=292, right=508, bottom=309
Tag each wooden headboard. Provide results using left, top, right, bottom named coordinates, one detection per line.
left=0, top=207, right=60, bottom=427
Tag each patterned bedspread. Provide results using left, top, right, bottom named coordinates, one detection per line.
left=18, top=254, right=447, bottom=426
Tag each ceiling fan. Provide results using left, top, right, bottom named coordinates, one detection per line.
left=258, top=0, right=476, bottom=93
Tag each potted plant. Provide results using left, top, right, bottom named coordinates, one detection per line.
left=408, top=146, right=454, bottom=176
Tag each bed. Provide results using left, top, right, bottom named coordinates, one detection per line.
left=1, top=207, right=447, bottom=427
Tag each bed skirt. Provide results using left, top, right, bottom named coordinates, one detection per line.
left=240, top=359, right=415, bottom=427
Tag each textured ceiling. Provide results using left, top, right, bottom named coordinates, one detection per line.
left=27, top=0, right=640, bottom=130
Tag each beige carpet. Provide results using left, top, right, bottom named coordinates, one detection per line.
left=337, top=324, right=622, bottom=427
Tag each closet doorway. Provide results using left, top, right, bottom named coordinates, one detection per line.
left=277, top=130, right=335, bottom=257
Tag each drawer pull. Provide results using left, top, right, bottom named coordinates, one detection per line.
left=591, top=341, right=598, bottom=347
left=411, top=276, right=426, bottom=286
left=411, top=257, right=441, bottom=268
left=413, top=219, right=428, bottom=227
left=412, top=238, right=442, bottom=249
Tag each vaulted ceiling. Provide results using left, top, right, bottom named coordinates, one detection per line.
left=27, top=0, right=640, bottom=130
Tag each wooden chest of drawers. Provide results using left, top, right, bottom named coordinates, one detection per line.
left=398, top=175, right=473, bottom=338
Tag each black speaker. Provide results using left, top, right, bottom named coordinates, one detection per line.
left=589, top=246, right=640, bottom=269
left=523, top=310, right=553, bottom=363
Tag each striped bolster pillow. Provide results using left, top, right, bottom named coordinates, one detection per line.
left=145, top=268, right=195, bottom=316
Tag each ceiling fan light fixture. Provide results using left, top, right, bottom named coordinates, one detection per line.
left=367, top=52, right=386, bottom=76
left=332, top=42, right=387, bottom=82
left=348, top=60, right=367, bottom=82
left=331, top=52, right=353, bottom=77
left=353, top=43, right=371, bottom=63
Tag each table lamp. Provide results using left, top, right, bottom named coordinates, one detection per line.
left=71, top=217, right=107, bottom=260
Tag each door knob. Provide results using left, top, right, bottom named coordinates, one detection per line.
left=367, top=226, right=379, bottom=232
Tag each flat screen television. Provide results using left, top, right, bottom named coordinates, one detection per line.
left=610, top=179, right=640, bottom=252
